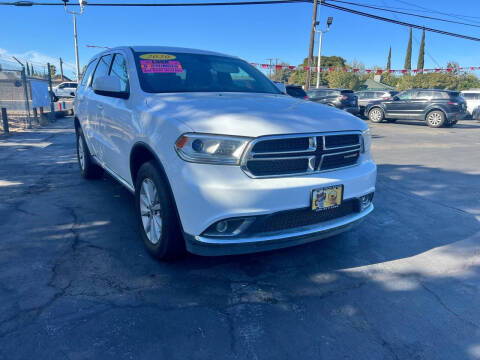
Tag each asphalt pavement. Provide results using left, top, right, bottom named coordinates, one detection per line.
left=0, top=117, right=479, bottom=359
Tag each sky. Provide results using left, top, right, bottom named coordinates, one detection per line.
left=1, top=0, right=480, bottom=79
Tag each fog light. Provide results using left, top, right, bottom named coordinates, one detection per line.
left=216, top=221, right=228, bottom=233
left=203, top=217, right=256, bottom=237
left=359, top=193, right=374, bottom=211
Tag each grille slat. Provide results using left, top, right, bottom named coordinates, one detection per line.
left=248, top=199, right=357, bottom=234
left=243, top=133, right=361, bottom=177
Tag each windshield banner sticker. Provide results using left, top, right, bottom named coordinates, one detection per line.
left=140, top=60, right=184, bottom=74
left=140, top=53, right=176, bottom=60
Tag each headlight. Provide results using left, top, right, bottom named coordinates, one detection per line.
left=174, top=133, right=252, bottom=165
left=361, top=128, right=371, bottom=153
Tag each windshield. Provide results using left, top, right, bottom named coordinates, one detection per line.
left=134, top=51, right=281, bottom=94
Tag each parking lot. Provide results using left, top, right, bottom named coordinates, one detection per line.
left=0, top=117, right=479, bottom=359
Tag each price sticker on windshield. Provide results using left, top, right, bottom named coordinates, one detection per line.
left=140, top=60, right=184, bottom=74
left=140, top=53, right=176, bottom=60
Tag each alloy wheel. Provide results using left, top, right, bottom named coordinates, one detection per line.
left=427, top=112, right=442, bottom=126
left=370, top=109, right=382, bottom=122
left=139, top=178, right=163, bottom=245
left=78, top=137, right=85, bottom=171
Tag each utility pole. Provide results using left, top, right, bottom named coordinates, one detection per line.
left=59, top=57, right=64, bottom=81
left=316, top=17, right=333, bottom=88
left=275, top=58, right=279, bottom=81
left=63, top=0, right=85, bottom=82
left=73, top=14, right=80, bottom=81
left=305, top=0, right=319, bottom=90
left=266, top=58, right=273, bottom=79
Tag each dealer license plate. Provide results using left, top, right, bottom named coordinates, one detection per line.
left=311, top=185, right=344, bottom=211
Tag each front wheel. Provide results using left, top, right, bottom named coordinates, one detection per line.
left=368, top=108, right=384, bottom=123
left=426, top=110, right=445, bottom=128
left=135, top=161, right=185, bottom=260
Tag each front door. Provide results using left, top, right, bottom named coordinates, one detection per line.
left=384, top=90, right=415, bottom=118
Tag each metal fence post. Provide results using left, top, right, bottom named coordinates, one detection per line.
left=1, top=108, right=9, bottom=133
left=21, top=67, right=32, bottom=129
left=47, top=62, right=55, bottom=121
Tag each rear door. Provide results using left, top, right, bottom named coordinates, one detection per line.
left=74, top=58, right=98, bottom=152
left=384, top=90, right=415, bottom=118
left=410, top=90, right=433, bottom=119
left=88, top=53, right=113, bottom=163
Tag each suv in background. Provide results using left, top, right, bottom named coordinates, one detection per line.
left=307, top=88, right=359, bottom=115
left=365, top=89, right=467, bottom=128
left=285, top=84, right=308, bottom=99
left=460, top=89, right=480, bottom=117
left=356, top=90, right=398, bottom=115
left=73, top=46, right=376, bottom=260
left=53, top=82, right=78, bottom=98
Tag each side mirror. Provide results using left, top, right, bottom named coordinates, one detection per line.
left=93, top=76, right=129, bottom=99
left=273, top=81, right=287, bottom=94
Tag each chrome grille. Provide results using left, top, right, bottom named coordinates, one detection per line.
left=241, top=132, right=362, bottom=178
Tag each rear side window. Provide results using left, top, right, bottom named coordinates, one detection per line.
left=464, top=93, right=480, bottom=100
left=92, top=54, right=113, bottom=83
left=432, top=92, right=449, bottom=99
left=416, top=91, right=433, bottom=99
left=109, top=53, right=129, bottom=92
left=340, top=90, right=353, bottom=94
left=307, top=90, right=325, bottom=98
left=80, top=60, right=97, bottom=87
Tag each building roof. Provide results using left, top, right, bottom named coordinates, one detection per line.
left=361, top=78, right=395, bottom=90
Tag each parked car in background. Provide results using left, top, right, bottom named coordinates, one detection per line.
left=365, top=89, right=467, bottom=128
left=460, top=89, right=480, bottom=117
left=53, top=82, right=78, bottom=98
left=471, top=106, right=480, bottom=122
left=74, top=46, right=376, bottom=260
left=307, top=88, right=359, bottom=115
left=285, top=85, right=308, bottom=99
left=356, top=90, right=398, bottom=115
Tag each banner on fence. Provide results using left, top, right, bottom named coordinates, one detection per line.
left=30, top=79, right=50, bottom=108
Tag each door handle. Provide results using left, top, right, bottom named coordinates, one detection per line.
left=97, top=104, right=103, bottom=110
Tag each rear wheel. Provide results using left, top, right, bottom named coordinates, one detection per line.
left=426, top=110, right=445, bottom=128
left=135, top=161, right=185, bottom=260
left=368, top=107, right=384, bottom=123
left=76, top=127, right=103, bottom=179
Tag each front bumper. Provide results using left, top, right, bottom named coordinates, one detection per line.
left=185, top=203, right=373, bottom=256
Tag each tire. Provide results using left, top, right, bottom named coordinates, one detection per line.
left=368, top=107, right=384, bottom=123
left=426, top=110, right=445, bottom=128
left=76, top=127, right=103, bottom=179
left=135, top=161, right=185, bottom=260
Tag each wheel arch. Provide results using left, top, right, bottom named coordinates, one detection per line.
left=424, top=107, right=447, bottom=121
left=129, top=141, right=184, bottom=230
left=74, top=116, right=81, bottom=131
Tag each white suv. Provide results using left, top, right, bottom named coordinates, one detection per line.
left=74, top=46, right=376, bottom=259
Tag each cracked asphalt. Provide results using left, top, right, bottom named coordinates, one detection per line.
left=1, top=117, right=480, bottom=359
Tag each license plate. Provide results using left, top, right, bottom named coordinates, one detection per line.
left=311, top=185, right=343, bottom=211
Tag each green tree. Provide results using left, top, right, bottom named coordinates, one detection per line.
left=417, top=28, right=425, bottom=70
left=275, top=62, right=294, bottom=83
left=404, top=28, right=412, bottom=70
left=325, top=70, right=361, bottom=90
left=380, top=72, right=399, bottom=88
left=289, top=55, right=347, bottom=86
left=386, top=46, right=391, bottom=71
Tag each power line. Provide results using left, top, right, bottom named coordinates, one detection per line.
left=322, top=2, right=480, bottom=42
left=0, top=0, right=311, bottom=6
left=327, top=0, right=480, bottom=29
left=395, top=0, right=480, bottom=23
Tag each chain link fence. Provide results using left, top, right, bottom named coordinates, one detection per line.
left=0, top=58, right=65, bottom=133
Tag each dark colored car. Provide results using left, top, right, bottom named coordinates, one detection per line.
left=285, top=85, right=308, bottom=99
left=306, top=88, right=359, bottom=115
left=356, top=90, right=398, bottom=114
left=365, top=89, right=467, bottom=128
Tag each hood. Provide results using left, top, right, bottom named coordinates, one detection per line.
left=145, top=92, right=367, bottom=138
